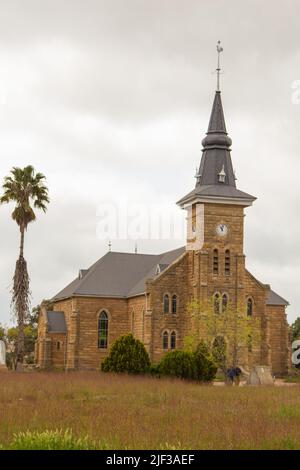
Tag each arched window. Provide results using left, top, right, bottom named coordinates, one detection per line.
left=214, top=293, right=221, bottom=314
left=213, top=249, right=219, bottom=275
left=98, top=311, right=108, bottom=349
left=222, top=293, right=228, bottom=312
left=247, top=297, right=253, bottom=316
left=170, top=331, right=176, bottom=350
left=225, top=250, right=230, bottom=276
left=172, top=295, right=177, bottom=314
left=163, top=294, right=170, bottom=314
left=163, top=331, right=169, bottom=350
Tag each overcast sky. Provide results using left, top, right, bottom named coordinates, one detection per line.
left=0, top=0, right=299, bottom=326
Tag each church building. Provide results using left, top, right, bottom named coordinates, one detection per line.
left=36, top=55, right=290, bottom=375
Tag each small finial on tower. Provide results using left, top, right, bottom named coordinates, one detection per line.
left=108, top=240, right=112, bottom=252
left=194, top=166, right=201, bottom=184
left=216, top=40, right=223, bottom=92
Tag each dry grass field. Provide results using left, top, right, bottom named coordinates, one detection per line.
left=0, top=371, right=300, bottom=450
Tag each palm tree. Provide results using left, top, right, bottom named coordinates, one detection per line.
left=0, top=166, right=49, bottom=367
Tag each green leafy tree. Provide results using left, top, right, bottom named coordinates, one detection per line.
left=0, top=325, right=5, bottom=341
left=194, top=340, right=218, bottom=382
left=291, top=317, right=300, bottom=342
left=0, top=166, right=49, bottom=366
left=31, top=299, right=54, bottom=328
left=185, top=297, right=261, bottom=374
left=101, top=333, right=151, bottom=374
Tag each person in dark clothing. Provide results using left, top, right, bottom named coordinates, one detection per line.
left=226, top=366, right=242, bottom=386
left=226, top=367, right=235, bottom=385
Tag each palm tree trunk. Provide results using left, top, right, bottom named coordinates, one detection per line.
left=19, top=224, right=25, bottom=259
left=16, top=225, right=25, bottom=368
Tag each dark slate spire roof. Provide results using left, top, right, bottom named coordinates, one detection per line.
left=199, top=91, right=235, bottom=187
left=207, top=91, right=227, bottom=133
left=177, top=91, right=256, bottom=206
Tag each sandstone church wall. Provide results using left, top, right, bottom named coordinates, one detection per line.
left=149, top=253, right=189, bottom=363
left=267, top=305, right=290, bottom=376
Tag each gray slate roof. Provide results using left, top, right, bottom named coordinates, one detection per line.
left=53, top=246, right=185, bottom=301
left=177, top=184, right=256, bottom=206
left=52, top=246, right=288, bottom=307
left=46, top=311, right=67, bottom=333
left=267, top=290, right=289, bottom=306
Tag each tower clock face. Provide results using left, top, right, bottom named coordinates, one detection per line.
left=216, top=223, right=228, bottom=237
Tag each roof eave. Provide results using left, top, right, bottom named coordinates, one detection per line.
left=178, top=195, right=256, bottom=208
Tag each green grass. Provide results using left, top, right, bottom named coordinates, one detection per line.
left=284, top=375, right=300, bottom=383
left=1, top=371, right=300, bottom=449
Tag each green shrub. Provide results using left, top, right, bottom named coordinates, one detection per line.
left=194, top=340, right=217, bottom=382
left=157, top=342, right=217, bottom=382
left=101, top=333, right=151, bottom=374
left=8, top=429, right=102, bottom=450
left=158, top=350, right=197, bottom=380
left=149, top=363, right=161, bottom=376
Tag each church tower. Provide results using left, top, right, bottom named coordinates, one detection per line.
left=177, top=42, right=256, bottom=309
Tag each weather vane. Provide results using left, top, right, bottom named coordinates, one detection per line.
left=216, top=40, right=223, bottom=91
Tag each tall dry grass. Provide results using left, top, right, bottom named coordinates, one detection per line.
left=0, top=371, right=300, bottom=449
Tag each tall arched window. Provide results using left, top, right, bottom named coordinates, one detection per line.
left=225, top=250, right=230, bottom=276
left=247, top=297, right=253, bottom=316
left=98, top=311, right=108, bottom=349
left=222, top=293, right=228, bottom=312
left=214, top=293, right=221, bottom=314
left=213, top=249, right=219, bottom=275
left=163, top=331, right=169, bottom=350
left=170, top=331, right=176, bottom=350
left=163, top=294, right=170, bottom=314
left=172, top=295, right=177, bottom=314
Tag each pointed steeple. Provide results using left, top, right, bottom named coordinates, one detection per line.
left=197, top=90, right=235, bottom=188
left=207, top=91, right=227, bottom=133
left=177, top=43, right=256, bottom=208
left=201, top=91, right=232, bottom=151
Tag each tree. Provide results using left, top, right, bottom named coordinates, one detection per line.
left=101, top=333, right=151, bottom=374
left=185, top=297, right=261, bottom=375
left=0, top=325, right=5, bottom=341
left=194, top=340, right=218, bottom=382
left=0, top=166, right=49, bottom=366
left=291, top=317, right=300, bottom=342
left=31, top=299, right=54, bottom=328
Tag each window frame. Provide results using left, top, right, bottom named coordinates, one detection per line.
left=213, top=292, right=221, bottom=314
left=171, top=294, right=178, bottom=314
left=221, top=293, right=229, bottom=313
left=213, top=249, right=219, bottom=275
left=170, top=331, right=176, bottom=350
left=225, top=249, right=231, bottom=276
left=163, top=294, right=170, bottom=314
left=163, top=330, right=169, bottom=350
left=247, top=297, right=254, bottom=316
left=98, top=310, right=109, bottom=349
